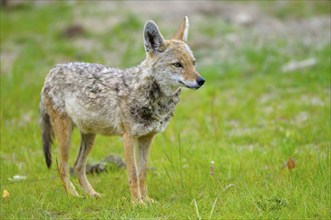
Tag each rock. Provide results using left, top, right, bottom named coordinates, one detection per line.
left=281, top=58, right=317, bottom=72
left=70, top=154, right=126, bottom=176
left=62, top=24, right=85, bottom=38
left=102, top=155, right=126, bottom=168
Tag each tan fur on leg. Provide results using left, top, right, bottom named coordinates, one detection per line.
left=49, top=113, right=79, bottom=196
left=123, top=132, right=142, bottom=203
left=137, top=134, right=154, bottom=203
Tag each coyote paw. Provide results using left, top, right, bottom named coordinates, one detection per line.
left=88, top=191, right=102, bottom=198
left=68, top=190, right=80, bottom=197
left=144, top=197, right=156, bottom=204
left=131, top=198, right=145, bottom=206
left=67, top=182, right=80, bottom=197
left=131, top=197, right=156, bottom=205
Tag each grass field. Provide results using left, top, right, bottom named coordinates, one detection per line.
left=1, top=1, right=330, bottom=219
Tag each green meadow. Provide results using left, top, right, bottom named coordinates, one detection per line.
left=1, top=1, right=330, bottom=219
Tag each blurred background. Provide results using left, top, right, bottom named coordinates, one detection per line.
left=1, top=0, right=330, bottom=73
left=1, top=0, right=330, bottom=218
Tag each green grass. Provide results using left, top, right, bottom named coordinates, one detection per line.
left=259, top=0, right=331, bottom=19
left=1, top=2, right=330, bottom=219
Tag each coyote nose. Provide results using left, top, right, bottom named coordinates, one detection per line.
left=196, top=77, right=205, bottom=86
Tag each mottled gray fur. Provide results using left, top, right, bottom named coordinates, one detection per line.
left=40, top=61, right=180, bottom=137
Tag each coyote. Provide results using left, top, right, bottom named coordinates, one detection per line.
left=40, top=16, right=205, bottom=203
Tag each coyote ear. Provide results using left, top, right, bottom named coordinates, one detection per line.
left=144, top=20, right=165, bottom=53
left=173, top=16, right=189, bottom=41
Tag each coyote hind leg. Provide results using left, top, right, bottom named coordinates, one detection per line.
left=50, top=114, right=79, bottom=197
left=74, top=133, right=100, bottom=198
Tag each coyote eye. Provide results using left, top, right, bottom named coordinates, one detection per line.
left=193, top=60, right=196, bottom=66
left=172, top=62, right=183, bottom=68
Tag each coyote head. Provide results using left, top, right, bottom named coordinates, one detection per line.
left=143, top=17, right=205, bottom=94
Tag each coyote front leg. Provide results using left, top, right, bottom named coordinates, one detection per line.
left=123, top=133, right=142, bottom=203
left=137, top=134, right=154, bottom=203
left=123, top=133, right=154, bottom=203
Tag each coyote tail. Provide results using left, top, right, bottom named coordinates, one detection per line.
left=40, top=101, right=54, bottom=168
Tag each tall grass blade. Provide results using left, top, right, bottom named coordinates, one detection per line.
left=208, top=197, right=218, bottom=220
left=193, top=198, right=201, bottom=220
